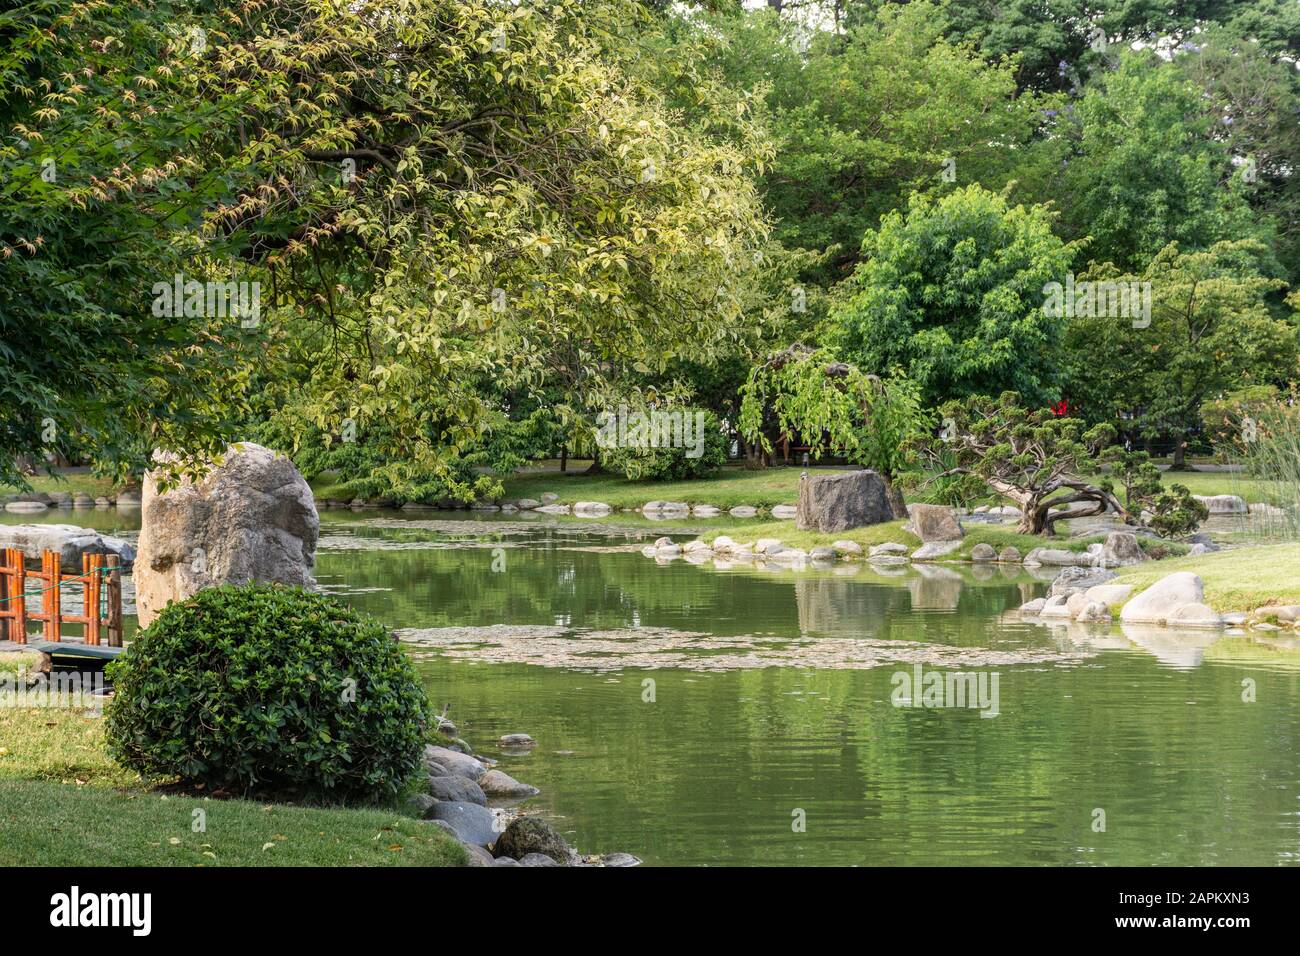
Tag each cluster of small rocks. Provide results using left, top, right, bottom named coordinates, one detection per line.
left=1018, top=566, right=1132, bottom=623
left=317, top=492, right=797, bottom=520
left=412, top=734, right=640, bottom=868
left=2, top=488, right=140, bottom=513
left=1021, top=565, right=1300, bottom=632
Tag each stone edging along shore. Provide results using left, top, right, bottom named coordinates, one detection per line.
left=414, top=729, right=641, bottom=868
left=641, top=529, right=1295, bottom=635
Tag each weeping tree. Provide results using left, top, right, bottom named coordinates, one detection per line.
left=738, top=344, right=929, bottom=518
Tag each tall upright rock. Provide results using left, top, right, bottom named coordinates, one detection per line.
left=796, top=470, right=893, bottom=533
left=134, top=443, right=319, bottom=627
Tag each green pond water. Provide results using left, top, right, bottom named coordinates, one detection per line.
left=5, top=507, right=1300, bottom=865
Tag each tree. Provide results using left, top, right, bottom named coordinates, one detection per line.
left=857, top=0, right=1300, bottom=92
left=917, top=392, right=1127, bottom=535
left=1056, top=51, right=1270, bottom=273
left=829, top=184, right=1078, bottom=408
left=1, top=0, right=259, bottom=486
left=1063, top=241, right=1297, bottom=469
left=2, top=0, right=772, bottom=499
left=738, top=345, right=930, bottom=517
left=1109, top=449, right=1209, bottom=538
left=1176, top=29, right=1300, bottom=285
left=654, top=2, right=1055, bottom=285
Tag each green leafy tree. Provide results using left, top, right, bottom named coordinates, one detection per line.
left=1176, top=29, right=1300, bottom=284
left=1057, top=50, right=1270, bottom=273
left=2, top=0, right=771, bottom=498
left=1, top=0, right=259, bottom=486
left=651, top=3, right=1055, bottom=285
left=829, top=185, right=1078, bottom=408
left=598, top=407, right=729, bottom=481
left=1063, top=241, right=1297, bottom=469
left=739, top=345, right=930, bottom=517
left=848, top=0, right=1300, bottom=92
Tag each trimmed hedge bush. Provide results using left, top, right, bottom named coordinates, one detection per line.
left=601, top=408, right=729, bottom=481
left=105, top=584, right=429, bottom=799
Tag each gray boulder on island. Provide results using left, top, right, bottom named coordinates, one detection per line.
left=1119, top=572, right=1206, bottom=625
left=907, top=503, right=964, bottom=542
left=795, top=470, right=893, bottom=533
left=133, top=443, right=319, bottom=627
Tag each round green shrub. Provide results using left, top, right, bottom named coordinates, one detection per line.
left=601, top=408, right=729, bottom=481
left=105, top=584, right=430, bottom=799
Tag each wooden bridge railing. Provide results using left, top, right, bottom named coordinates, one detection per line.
left=0, top=549, right=123, bottom=646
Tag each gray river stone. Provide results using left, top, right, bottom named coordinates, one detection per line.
left=0, top=523, right=136, bottom=572
left=428, top=774, right=487, bottom=806
left=479, top=769, right=540, bottom=799
left=423, top=744, right=489, bottom=782
left=1048, top=566, right=1117, bottom=598
left=911, top=540, right=962, bottom=561
left=428, top=801, right=500, bottom=846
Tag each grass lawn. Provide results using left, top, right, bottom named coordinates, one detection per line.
left=497, top=465, right=1276, bottom=511
left=0, top=652, right=43, bottom=678
left=13, top=462, right=1266, bottom=510
left=0, top=472, right=122, bottom=498
left=0, top=705, right=466, bottom=867
left=499, top=463, right=821, bottom=509
left=0, top=779, right=466, bottom=866
left=1143, top=469, right=1280, bottom=501
left=1114, top=543, right=1300, bottom=613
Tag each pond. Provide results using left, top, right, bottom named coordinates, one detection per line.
left=5, top=506, right=1299, bottom=865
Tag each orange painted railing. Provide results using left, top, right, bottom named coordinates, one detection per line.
left=0, top=549, right=123, bottom=646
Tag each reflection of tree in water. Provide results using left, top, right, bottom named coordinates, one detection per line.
left=795, top=569, right=1029, bottom=649
left=907, top=565, right=965, bottom=611
left=795, top=575, right=907, bottom=637
left=318, top=536, right=813, bottom=635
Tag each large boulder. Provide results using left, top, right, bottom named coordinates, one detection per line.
left=906, top=503, right=964, bottom=542
left=1024, top=548, right=1093, bottom=568
left=0, top=524, right=135, bottom=572
left=134, top=443, right=319, bottom=627
left=1119, top=572, right=1205, bottom=625
left=1097, top=531, right=1145, bottom=568
left=492, top=816, right=570, bottom=863
left=795, top=471, right=893, bottom=533
left=1193, top=494, right=1247, bottom=516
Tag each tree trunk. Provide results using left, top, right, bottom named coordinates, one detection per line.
left=1018, top=501, right=1048, bottom=535
left=882, top=475, right=909, bottom=520
left=1169, top=433, right=1189, bottom=471
left=560, top=445, right=567, bottom=473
